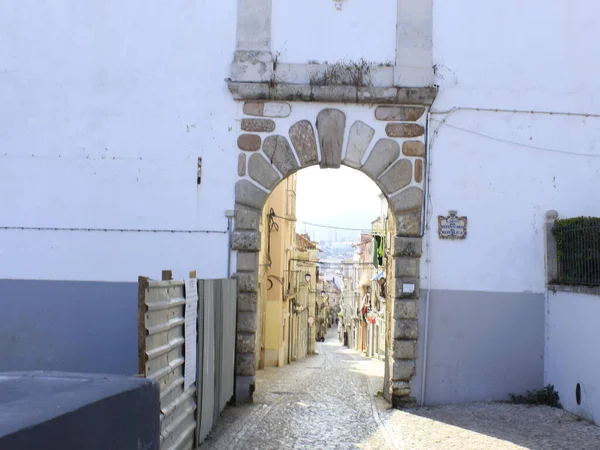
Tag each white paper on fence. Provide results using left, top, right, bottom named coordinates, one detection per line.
left=184, top=278, right=199, bottom=391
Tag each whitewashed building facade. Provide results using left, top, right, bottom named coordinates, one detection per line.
left=1, top=0, right=599, bottom=418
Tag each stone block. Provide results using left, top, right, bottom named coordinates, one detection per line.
left=237, top=252, right=258, bottom=272
left=389, top=187, right=423, bottom=214
left=378, top=159, right=412, bottom=195
left=237, top=332, right=257, bottom=354
left=289, top=120, right=318, bottom=167
left=237, top=311, right=257, bottom=334
left=248, top=153, right=282, bottom=190
left=311, top=85, right=356, bottom=103
left=392, top=360, right=416, bottom=381
left=392, top=396, right=417, bottom=409
left=241, top=119, right=275, bottom=133
left=394, top=257, right=419, bottom=278
left=361, top=139, right=400, bottom=180
left=237, top=134, right=262, bottom=152
left=395, top=210, right=422, bottom=237
left=343, top=121, right=375, bottom=169
left=237, top=292, right=258, bottom=312
left=232, top=231, right=260, bottom=252
left=375, top=106, right=425, bottom=122
left=386, top=123, right=425, bottom=138
left=356, top=87, right=399, bottom=104
left=236, top=353, right=256, bottom=376
left=235, top=204, right=261, bottom=230
left=235, top=180, right=269, bottom=210
left=395, top=319, right=418, bottom=340
left=243, top=102, right=291, bottom=118
left=393, top=279, right=420, bottom=301
left=394, top=297, right=419, bottom=319
left=393, top=237, right=422, bottom=257
left=234, top=272, right=258, bottom=293
left=402, top=141, right=425, bottom=157
left=238, top=153, right=247, bottom=176
left=391, top=381, right=411, bottom=397
left=394, top=340, right=417, bottom=360
left=317, top=109, right=346, bottom=168
left=263, top=135, right=299, bottom=176
left=414, top=159, right=423, bottom=183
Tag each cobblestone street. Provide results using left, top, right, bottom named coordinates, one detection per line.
left=202, top=329, right=600, bottom=450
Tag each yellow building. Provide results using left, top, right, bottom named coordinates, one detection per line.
left=256, top=174, right=320, bottom=369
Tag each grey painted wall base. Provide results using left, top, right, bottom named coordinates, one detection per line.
left=235, top=375, right=255, bottom=405
left=0, top=279, right=138, bottom=375
left=412, top=289, right=545, bottom=405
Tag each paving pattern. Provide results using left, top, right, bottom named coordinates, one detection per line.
left=201, top=329, right=600, bottom=449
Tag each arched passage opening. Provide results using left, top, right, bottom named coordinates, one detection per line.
left=232, top=104, right=427, bottom=408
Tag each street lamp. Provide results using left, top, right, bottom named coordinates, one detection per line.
left=305, top=273, right=311, bottom=283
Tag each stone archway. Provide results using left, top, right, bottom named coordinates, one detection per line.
left=232, top=103, right=426, bottom=408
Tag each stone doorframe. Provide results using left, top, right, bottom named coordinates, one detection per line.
left=230, top=89, right=437, bottom=408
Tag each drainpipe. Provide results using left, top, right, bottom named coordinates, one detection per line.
left=420, top=111, right=433, bottom=407
left=225, top=210, right=235, bottom=278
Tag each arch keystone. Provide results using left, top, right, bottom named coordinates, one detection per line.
left=317, top=109, right=346, bottom=168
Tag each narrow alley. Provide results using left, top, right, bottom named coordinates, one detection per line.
left=202, top=329, right=600, bottom=450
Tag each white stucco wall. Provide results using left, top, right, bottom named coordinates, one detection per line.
left=271, top=0, right=397, bottom=64
left=0, top=0, right=239, bottom=282
left=423, top=0, right=600, bottom=294
left=545, top=291, right=600, bottom=423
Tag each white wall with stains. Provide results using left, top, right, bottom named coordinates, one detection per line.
left=0, top=0, right=240, bottom=282
left=545, top=291, right=600, bottom=422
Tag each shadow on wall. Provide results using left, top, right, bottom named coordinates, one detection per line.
left=0, top=280, right=138, bottom=375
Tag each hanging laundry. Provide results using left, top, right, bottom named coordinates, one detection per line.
left=372, top=236, right=383, bottom=267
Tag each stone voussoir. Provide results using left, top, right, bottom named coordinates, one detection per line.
left=415, top=159, right=423, bottom=183
left=244, top=101, right=291, bottom=118
left=376, top=106, right=425, bottom=122
left=289, top=120, right=318, bottom=168
left=263, top=135, right=300, bottom=176
left=232, top=230, right=261, bottom=252
left=378, top=159, right=412, bottom=195
left=235, top=180, right=269, bottom=211
left=344, top=121, right=375, bottom=169
left=317, top=109, right=346, bottom=169
left=238, top=134, right=262, bottom=151
left=241, top=118, right=276, bottom=133
left=386, top=123, right=425, bottom=138
left=361, top=139, right=400, bottom=180
left=248, top=153, right=282, bottom=190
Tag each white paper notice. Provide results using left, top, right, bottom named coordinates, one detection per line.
left=403, top=283, right=416, bottom=294
left=184, top=278, right=198, bottom=391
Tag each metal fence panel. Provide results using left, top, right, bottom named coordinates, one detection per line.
left=554, top=221, right=600, bottom=286
left=198, top=280, right=216, bottom=443
left=219, top=279, right=237, bottom=410
left=138, top=278, right=196, bottom=450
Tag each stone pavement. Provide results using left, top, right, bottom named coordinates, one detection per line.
left=201, top=329, right=600, bottom=449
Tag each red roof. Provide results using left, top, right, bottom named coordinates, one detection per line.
left=296, top=233, right=317, bottom=251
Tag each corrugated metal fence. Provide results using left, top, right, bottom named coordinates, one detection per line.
left=138, top=273, right=237, bottom=449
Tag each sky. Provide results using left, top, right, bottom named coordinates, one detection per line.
left=295, top=166, right=383, bottom=241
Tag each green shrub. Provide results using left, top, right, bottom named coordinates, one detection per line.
left=552, top=217, right=600, bottom=286
left=509, top=384, right=562, bottom=408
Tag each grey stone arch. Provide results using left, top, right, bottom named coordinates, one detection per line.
left=232, top=103, right=432, bottom=408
